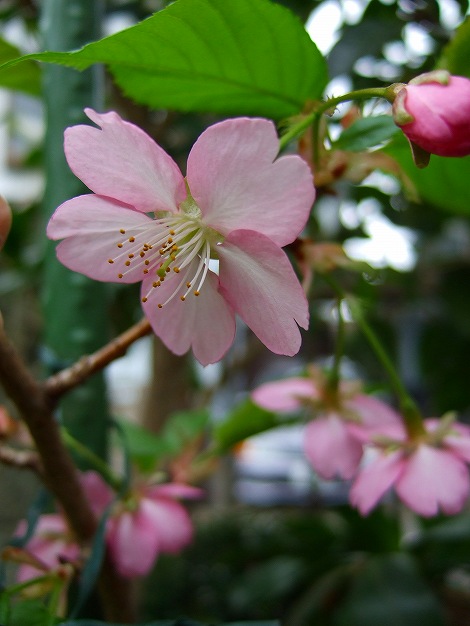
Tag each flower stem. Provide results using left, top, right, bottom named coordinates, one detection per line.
left=319, top=274, right=424, bottom=436
left=279, top=86, right=394, bottom=151
left=60, top=428, right=122, bottom=491
left=327, top=298, right=345, bottom=393
left=346, top=296, right=425, bottom=436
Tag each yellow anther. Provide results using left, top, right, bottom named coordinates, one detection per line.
left=142, top=297, right=148, bottom=303
left=158, top=303, right=163, bottom=309
left=173, top=267, right=180, bottom=273
left=167, top=237, right=173, bottom=244
left=180, top=295, right=186, bottom=301
left=128, top=253, right=134, bottom=259
left=159, top=248, right=165, bottom=255
left=186, top=282, right=192, bottom=288
left=169, top=229, right=175, bottom=235
left=120, top=229, right=126, bottom=234
left=125, top=260, right=131, bottom=266
left=165, top=267, right=170, bottom=273
left=118, top=273, right=123, bottom=279
left=144, top=260, right=150, bottom=266
left=194, top=290, right=200, bottom=296
left=140, top=251, right=145, bottom=258
left=153, top=281, right=160, bottom=288
left=108, top=259, right=114, bottom=264
left=129, top=236, right=135, bottom=242
left=143, top=269, right=149, bottom=274
left=117, top=243, right=123, bottom=248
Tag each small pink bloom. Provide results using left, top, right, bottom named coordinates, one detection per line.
left=81, top=471, right=202, bottom=578
left=251, top=371, right=402, bottom=480
left=393, top=71, right=470, bottom=157
left=15, top=514, right=80, bottom=583
left=350, top=417, right=470, bottom=517
left=47, top=110, right=315, bottom=365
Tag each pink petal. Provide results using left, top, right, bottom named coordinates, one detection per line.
left=349, top=449, right=405, bottom=515
left=139, top=496, right=194, bottom=554
left=345, top=394, right=406, bottom=442
left=65, top=109, right=186, bottom=213
left=48, top=195, right=155, bottom=283
left=80, top=471, right=114, bottom=517
left=442, top=422, right=470, bottom=463
left=252, top=378, right=319, bottom=412
left=107, top=509, right=159, bottom=578
left=141, top=263, right=236, bottom=366
left=303, top=414, right=364, bottom=479
left=17, top=515, right=79, bottom=582
left=218, top=230, right=309, bottom=357
left=396, top=445, right=470, bottom=517
left=187, top=118, right=314, bottom=246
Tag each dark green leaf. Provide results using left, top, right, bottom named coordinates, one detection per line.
left=58, top=618, right=281, bottom=626
left=335, top=553, right=445, bottom=626
left=333, top=115, right=399, bottom=152
left=0, top=38, right=41, bottom=95
left=8, top=599, right=59, bottom=626
left=386, top=135, right=470, bottom=214
left=0, top=0, right=327, bottom=118
left=439, top=16, right=470, bottom=78
left=68, top=505, right=112, bottom=619
left=212, top=399, right=283, bottom=452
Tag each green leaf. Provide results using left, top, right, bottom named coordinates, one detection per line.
left=438, top=16, right=470, bottom=78
left=0, top=0, right=327, bottom=119
left=212, top=399, right=283, bottom=452
left=0, top=38, right=41, bottom=95
left=118, top=409, right=209, bottom=470
left=335, top=553, right=445, bottom=626
left=59, top=618, right=281, bottom=626
left=333, top=115, right=399, bottom=152
left=9, top=599, right=59, bottom=626
left=386, top=135, right=470, bottom=214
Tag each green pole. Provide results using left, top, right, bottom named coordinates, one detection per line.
left=41, top=0, right=109, bottom=461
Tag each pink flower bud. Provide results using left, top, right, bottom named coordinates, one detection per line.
left=392, top=71, right=470, bottom=157
left=0, top=196, right=11, bottom=249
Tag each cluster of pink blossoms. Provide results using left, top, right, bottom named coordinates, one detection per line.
left=15, top=473, right=202, bottom=582
left=47, top=110, right=315, bottom=366
left=252, top=369, right=470, bottom=517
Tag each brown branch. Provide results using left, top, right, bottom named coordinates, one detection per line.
left=0, top=324, right=135, bottom=622
left=45, top=318, right=152, bottom=399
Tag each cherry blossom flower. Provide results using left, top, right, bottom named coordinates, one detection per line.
left=15, top=514, right=80, bottom=583
left=350, top=416, right=470, bottom=517
left=46, top=110, right=315, bottom=365
left=392, top=71, right=470, bottom=157
left=252, top=368, right=402, bottom=480
left=81, top=471, right=202, bottom=578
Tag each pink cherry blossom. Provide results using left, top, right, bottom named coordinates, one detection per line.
left=393, top=71, right=470, bottom=157
left=82, top=471, right=202, bottom=578
left=251, top=370, right=402, bottom=480
left=15, top=514, right=80, bottom=583
left=46, top=110, right=315, bottom=365
left=350, top=417, right=470, bottom=517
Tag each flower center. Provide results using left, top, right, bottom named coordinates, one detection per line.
left=107, top=192, right=222, bottom=308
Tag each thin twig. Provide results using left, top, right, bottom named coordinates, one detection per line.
left=45, top=318, right=152, bottom=399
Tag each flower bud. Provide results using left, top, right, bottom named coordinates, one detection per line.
left=0, top=196, right=12, bottom=249
left=392, top=71, right=470, bottom=157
